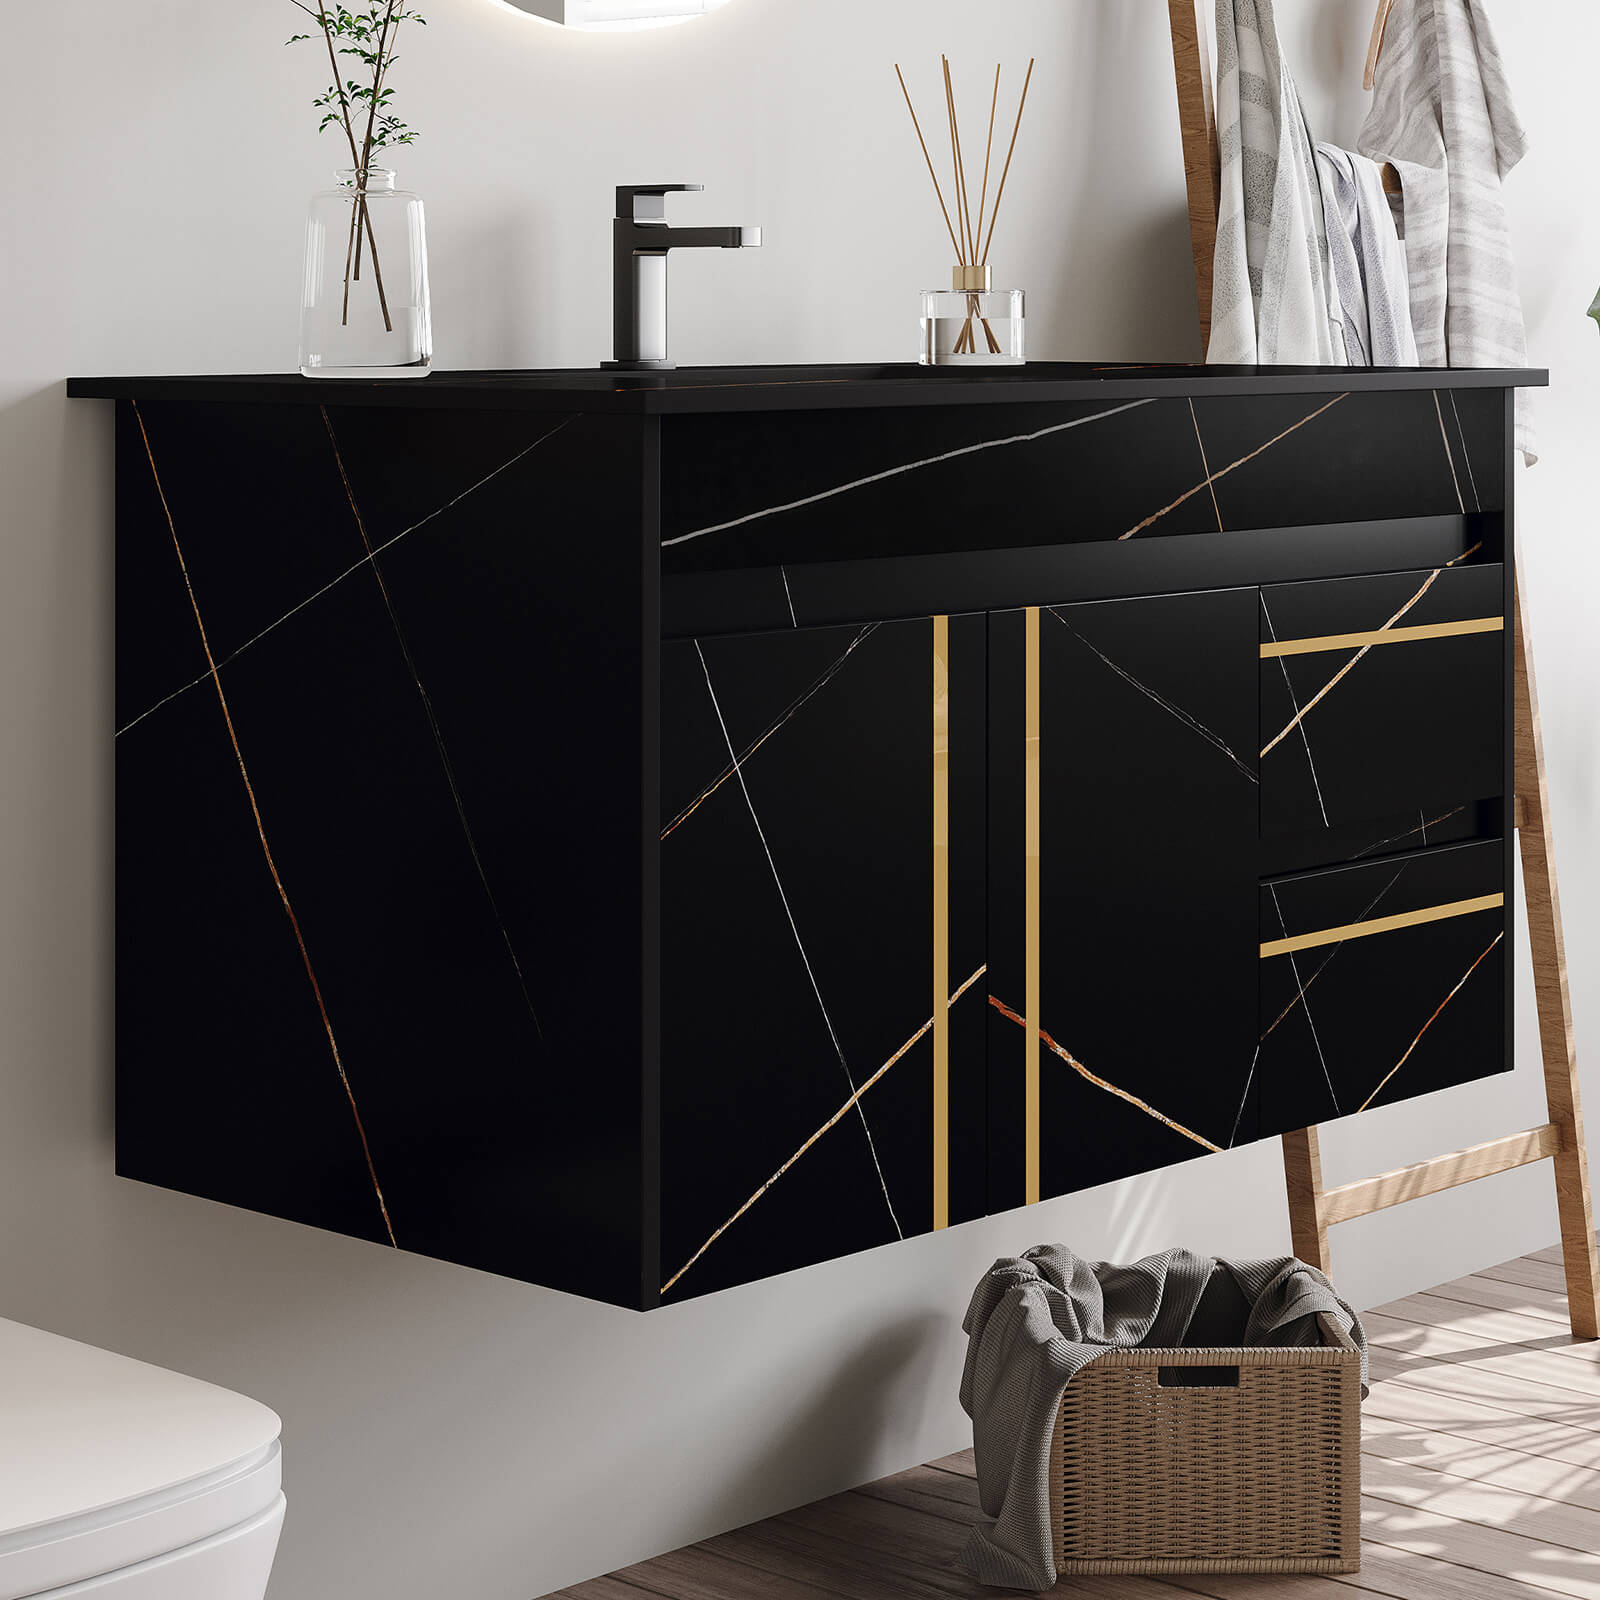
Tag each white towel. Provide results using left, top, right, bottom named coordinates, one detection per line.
left=1315, top=144, right=1418, bottom=367
left=1207, top=0, right=1345, bottom=366
left=1358, top=0, right=1535, bottom=461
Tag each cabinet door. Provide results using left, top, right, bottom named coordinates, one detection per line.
left=659, top=615, right=986, bottom=1302
left=988, top=592, right=1260, bottom=1210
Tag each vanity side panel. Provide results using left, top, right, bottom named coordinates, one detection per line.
left=114, top=400, right=654, bottom=1308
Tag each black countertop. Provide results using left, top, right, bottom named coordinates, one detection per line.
left=66, top=362, right=1549, bottom=417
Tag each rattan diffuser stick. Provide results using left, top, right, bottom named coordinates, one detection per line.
left=896, top=57, right=1035, bottom=357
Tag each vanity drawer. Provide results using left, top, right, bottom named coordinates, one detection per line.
left=1241, top=839, right=1508, bottom=1145
left=1259, top=565, right=1506, bottom=833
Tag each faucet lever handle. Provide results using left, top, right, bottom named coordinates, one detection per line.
left=616, top=184, right=704, bottom=223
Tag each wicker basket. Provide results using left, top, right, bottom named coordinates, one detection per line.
left=1049, top=1312, right=1362, bottom=1575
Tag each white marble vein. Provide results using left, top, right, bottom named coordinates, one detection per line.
left=1433, top=391, right=1466, bottom=514
left=662, top=624, right=880, bottom=841
left=694, top=642, right=903, bottom=1239
left=661, top=398, right=1158, bottom=547
left=1448, top=392, right=1483, bottom=511
left=1269, top=883, right=1342, bottom=1118
left=1258, top=592, right=1330, bottom=825
left=116, top=417, right=575, bottom=738
left=323, top=408, right=546, bottom=1046
left=1047, top=607, right=1258, bottom=783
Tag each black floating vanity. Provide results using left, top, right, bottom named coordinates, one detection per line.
left=69, top=361, right=1538, bottom=1310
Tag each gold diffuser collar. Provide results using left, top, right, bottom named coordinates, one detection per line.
left=953, top=264, right=992, bottom=293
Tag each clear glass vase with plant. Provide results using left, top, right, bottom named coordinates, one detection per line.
left=290, top=3, right=432, bottom=377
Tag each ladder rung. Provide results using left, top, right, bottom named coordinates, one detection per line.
left=1322, top=1124, right=1562, bottom=1226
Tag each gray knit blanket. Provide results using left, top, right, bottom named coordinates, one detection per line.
left=957, top=1245, right=1368, bottom=1590
left=1358, top=0, right=1535, bottom=460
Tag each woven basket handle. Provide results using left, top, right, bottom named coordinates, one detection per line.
left=1156, top=1362, right=1241, bottom=1388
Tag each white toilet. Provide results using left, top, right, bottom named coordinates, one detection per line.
left=0, top=1318, right=284, bottom=1599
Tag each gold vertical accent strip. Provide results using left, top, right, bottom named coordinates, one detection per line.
left=1025, top=607, right=1042, bottom=1206
left=932, top=616, right=951, bottom=1231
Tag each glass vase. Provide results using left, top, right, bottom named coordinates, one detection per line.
left=920, top=267, right=1025, bottom=366
left=299, top=168, right=431, bottom=379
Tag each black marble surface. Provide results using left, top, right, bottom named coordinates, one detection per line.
left=69, top=361, right=1546, bottom=416
left=1245, top=840, right=1507, bottom=1141
left=117, top=398, right=659, bottom=1307
left=990, top=591, right=1259, bottom=1202
left=1260, top=564, right=1508, bottom=832
left=660, top=386, right=1506, bottom=576
left=658, top=618, right=987, bottom=1301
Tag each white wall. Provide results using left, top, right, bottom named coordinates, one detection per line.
left=1, top=2, right=1595, bottom=1596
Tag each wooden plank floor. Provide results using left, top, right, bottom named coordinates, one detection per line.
left=552, top=1243, right=1600, bottom=1600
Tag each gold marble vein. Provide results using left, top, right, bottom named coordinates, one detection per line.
left=660, top=965, right=988, bottom=1295
left=987, top=995, right=1222, bottom=1154
left=660, top=624, right=880, bottom=841
left=1119, top=393, right=1349, bottom=541
left=1259, top=542, right=1485, bottom=759
left=1359, top=929, right=1506, bottom=1111
left=1260, top=566, right=1442, bottom=758
left=131, top=402, right=396, bottom=1248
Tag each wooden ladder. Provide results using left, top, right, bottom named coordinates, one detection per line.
left=1166, top=0, right=1600, bottom=1339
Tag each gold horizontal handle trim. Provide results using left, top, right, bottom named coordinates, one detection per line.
left=1260, top=616, right=1504, bottom=658
left=1321, top=1123, right=1561, bottom=1226
left=1260, top=892, right=1505, bottom=958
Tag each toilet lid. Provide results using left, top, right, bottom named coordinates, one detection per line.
left=0, top=1317, right=282, bottom=1587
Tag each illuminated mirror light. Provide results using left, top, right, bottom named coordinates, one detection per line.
left=506, top=0, right=731, bottom=28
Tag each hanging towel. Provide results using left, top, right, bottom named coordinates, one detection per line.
left=1315, top=143, right=1419, bottom=367
left=1208, top=0, right=1346, bottom=365
left=1358, top=0, right=1535, bottom=460
left=957, top=1244, right=1368, bottom=1591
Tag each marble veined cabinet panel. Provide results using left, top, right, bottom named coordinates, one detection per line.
left=659, top=616, right=987, bottom=1302
left=73, top=363, right=1533, bottom=1307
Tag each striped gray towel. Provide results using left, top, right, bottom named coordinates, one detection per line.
left=1207, top=0, right=1345, bottom=365
left=1358, top=0, right=1536, bottom=461
left=1316, top=143, right=1419, bottom=367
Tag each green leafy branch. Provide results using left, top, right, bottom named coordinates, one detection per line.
left=288, top=2, right=427, bottom=331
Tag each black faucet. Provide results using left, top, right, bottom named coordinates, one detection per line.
left=603, top=185, right=761, bottom=371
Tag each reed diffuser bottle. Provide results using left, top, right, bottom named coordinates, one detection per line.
left=922, top=266, right=1025, bottom=366
left=898, top=56, right=1033, bottom=367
